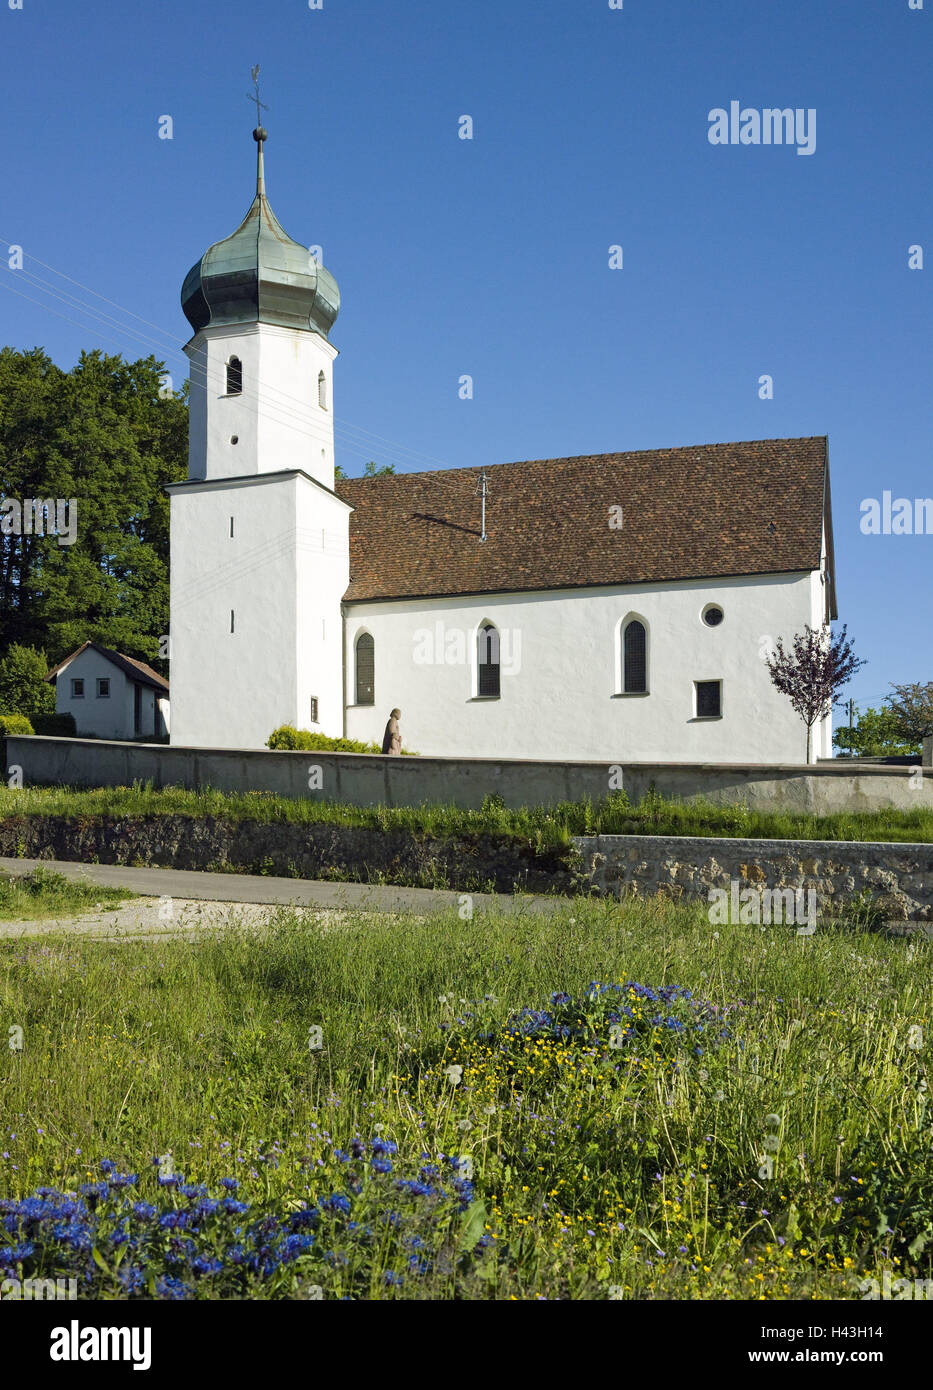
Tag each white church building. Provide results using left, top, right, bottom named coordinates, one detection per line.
left=168, top=127, right=838, bottom=763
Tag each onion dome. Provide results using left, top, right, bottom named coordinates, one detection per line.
left=181, top=128, right=339, bottom=338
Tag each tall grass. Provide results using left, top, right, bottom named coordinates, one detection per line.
left=0, top=866, right=136, bottom=922
left=0, top=897, right=929, bottom=1298
left=2, top=783, right=932, bottom=848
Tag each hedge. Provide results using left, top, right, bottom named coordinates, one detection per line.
left=31, top=712, right=77, bottom=737
left=267, top=726, right=417, bottom=755
left=0, top=713, right=35, bottom=737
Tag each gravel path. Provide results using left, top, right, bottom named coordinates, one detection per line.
left=0, top=855, right=565, bottom=940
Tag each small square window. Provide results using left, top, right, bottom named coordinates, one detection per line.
left=71, top=678, right=84, bottom=699
left=310, top=697, right=319, bottom=723
left=96, top=678, right=110, bottom=698
left=695, top=680, right=722, bottom=718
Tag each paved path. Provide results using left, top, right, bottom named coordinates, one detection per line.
left=0, top=856, right=567, bottom=940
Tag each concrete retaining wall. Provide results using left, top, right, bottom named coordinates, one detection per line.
left=573, top=834, right=933, bottom=925
left=5, top=735, right=933, bottom=813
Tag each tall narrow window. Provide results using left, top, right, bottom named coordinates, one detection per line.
left=230, top=610, right=235, bottom=634
left=226, top=357, right=242, bottom=395
left=623, top=619, right=647, bottom=693
left=355, top=633, right=374, bottom=705
left=318, top=370, right=327, bottom=410
left=478, top=623, right=500, bottom=697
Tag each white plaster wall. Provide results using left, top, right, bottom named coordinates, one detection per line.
left=810, top=564, right=832, bottom=760
left=54, top=650, right=135, bottom=739
left=184, top=323, right=337, bottom=488
left=169, top=473, right=350, bottom=748
left=344, top=571, right=825, bottom=762
left=295, top=479, right=352, bottom=740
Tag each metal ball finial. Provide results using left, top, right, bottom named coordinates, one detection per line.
left=253, top=126, right=267, bottom=143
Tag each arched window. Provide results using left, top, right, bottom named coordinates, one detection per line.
left=623, top=619, right=647, bottom=693
left=318, top=370, right=327, bottom=410
left=226, top=357, right=242, bottom=395
left=477, top=623, right=500, bottom=697
left=355, top=632, right=374, bottom=705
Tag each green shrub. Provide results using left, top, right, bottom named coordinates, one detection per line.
left=267, top=725, right=417, bottom=755
left=31, top=712, right=77, bottom=737
left=0, top=644, right=55, bottom=718
left=268, top=726, right=382, bottom=754
left=0, top=713, right=35, bottom=737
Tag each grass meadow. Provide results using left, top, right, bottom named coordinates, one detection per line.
left=0, top=865, right=135, bottom=922
left=1, top=888, right=931, bottom=1300
left=2, top=782, right=933, bottom=847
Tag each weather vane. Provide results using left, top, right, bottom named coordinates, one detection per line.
left=247, top=65, right=269, bottom=127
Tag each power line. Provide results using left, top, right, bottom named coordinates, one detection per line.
left=1, top=238, right=464, bottom=478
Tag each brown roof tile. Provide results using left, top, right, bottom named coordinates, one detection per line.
left=46, top=641, right=169, bottom=693
left=336, top=435, right=831, bottom=603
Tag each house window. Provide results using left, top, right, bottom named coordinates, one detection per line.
left=318, top=370, right=327, bottom=410
left=702, top=605, right=724, bottom=627
left=96, top=678, right=110, bottom=699
left=355, top=633, right=374, bottom=705
left=623, top=619, right=647, bottom=693
left=695, top=680, right=722, bottom=718
left=226, top=357, right=242, bottom=395
left=477, top=623, right=500, bottom=697
left=230, top=516, right=235, bottom=538
left=71, top=678, right=84, bottom=699
left=230, top=610, right=235, bottom=634
left=310, top=697, right=319, bottom=723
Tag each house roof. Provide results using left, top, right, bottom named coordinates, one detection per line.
left=335, top=436, right=835, bottom=613
left=45, top=642, right=170, bottom=694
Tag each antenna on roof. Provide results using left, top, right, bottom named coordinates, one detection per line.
left=474, top=470, right=488, bottom=542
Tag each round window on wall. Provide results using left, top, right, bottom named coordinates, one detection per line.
left=702, top=605, right=724, bottom=627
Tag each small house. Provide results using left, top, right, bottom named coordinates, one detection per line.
left=46, top=642, right=170, bottom=740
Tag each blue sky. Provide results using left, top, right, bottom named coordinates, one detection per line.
left=2, top=0, right=930, bottom=715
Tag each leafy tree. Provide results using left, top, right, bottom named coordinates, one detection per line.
left=766, top=624, right=865, bottom=762
left=0, top=347, right=187, bottom=673
left=0, top=644, right=55, bottom=717
left=886, top=681, right=933, bottom=746
left=833, top=705, right=919, bottom=758
left=334, top=459, right=395, bottom=481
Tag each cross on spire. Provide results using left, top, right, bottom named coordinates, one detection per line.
left=247, top=64, right=269, bottom=128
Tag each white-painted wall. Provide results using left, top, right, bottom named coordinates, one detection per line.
left=53, top=649, right=166, bottom=741
left=169, top=472, right=351, bottom=748
left=185, top=322, right=337, bottom=490
left=344, top=570, right=832, bottom=762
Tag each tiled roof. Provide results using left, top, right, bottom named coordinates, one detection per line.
left=46, top=641, right=169, bottom=693
left=336, top=436, right=832, bottom=604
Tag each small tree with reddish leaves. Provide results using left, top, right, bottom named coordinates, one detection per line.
left=765, top=624, right=865, bottom=763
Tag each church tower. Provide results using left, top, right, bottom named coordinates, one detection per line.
left=167, top=124, right=351, bottom=748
